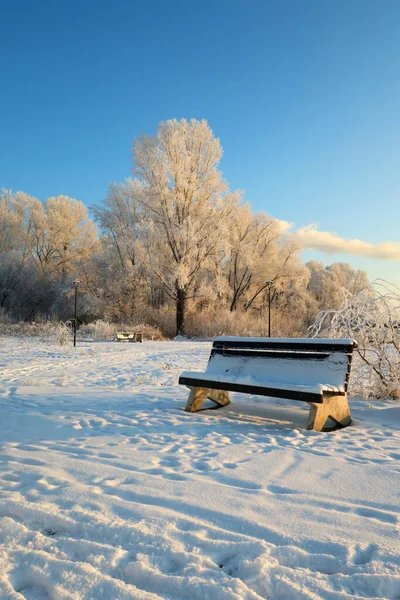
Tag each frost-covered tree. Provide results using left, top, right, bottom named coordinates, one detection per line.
left=326, top=262, right=369, bottom=295
left=1, top=129, right=372, bottom=337
left=91, top=180, right=146, bottom=319
left=0, top=189, right=37, bottom=258
left=306, top=261, right=369, bottom=311
left=0, top=191, right=100, bottom=321
left=227, top=207, right=278, bottom=311
left=306, top=261, right=342, bottom=309
left=29, top=195, right=99, bottom=280
left=310, top=280, right=400, bottom=398
left=92, top=180, right=142, bottom=269
left=132, top=118, right=239, bottom=335
left=0, top=190, right=22, bottom=254
left=242, top=242, right=301, bottom=313
left=0, top=254, right=54, bottom=320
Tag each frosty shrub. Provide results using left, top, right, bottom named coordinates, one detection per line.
left=0, top=308, right=11, bottom=325
left=56, top=321, right=73, bottom=347
left=310, top=280, right=400, bottom=399
left=186, top=306, right=303, bottom=339
left=0, top=320, right=58, bottom=339
left=132, top=324, right=165, bottom=341
left=143, top=306, right=176, bottom=339
left=81, top=320, right=166, bottom=341
left=91, top=320, right=115, bottom=341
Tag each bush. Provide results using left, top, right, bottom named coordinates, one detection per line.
left=56, top=321, right=73, bottom=347
left=0, top=320, right=58, bottom=338
left=80, top=320, right=166, bottom=341
left=83, top=320, right=116, bottom=341
left=185, top=306, right=305, bottom=339
left=309, top=280, right=400, bottom=399
left=132, top=323, right=165, bottom=340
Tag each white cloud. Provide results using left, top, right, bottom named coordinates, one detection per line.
left=281, top=223, right=400, bottom=261
left=275, top=218, right=294, bottom=233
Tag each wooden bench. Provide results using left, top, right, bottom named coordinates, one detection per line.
left=179, top=337, right=357, bottom=432
left=116, top=332, right=144, bottom=342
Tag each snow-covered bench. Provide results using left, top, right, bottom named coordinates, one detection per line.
left=116, top=332, right=144, bottom=342
left=179, top=337, right=357, bottom=431
left=116, top=332, right=136, bottom=342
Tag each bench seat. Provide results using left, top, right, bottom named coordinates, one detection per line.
left=179, top=372, right=343, bottom=403
left=116, top=332, right=136, bottom=342
left=179, top=336, right=357, bottom=431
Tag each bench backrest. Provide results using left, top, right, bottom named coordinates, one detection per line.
left=207, top=337, right=357, bottom=393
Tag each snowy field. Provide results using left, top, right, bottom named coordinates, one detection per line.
left=0, top=338, right=399, bottom=600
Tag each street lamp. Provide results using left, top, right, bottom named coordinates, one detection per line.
left=73, top=280, right=80, bottom=347
left=265, top=280, right=273, bottom=338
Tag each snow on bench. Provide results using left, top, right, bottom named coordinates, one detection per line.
left=179, top=336, right=357, bottom=431
left=115, top=332, right=143, bottom=342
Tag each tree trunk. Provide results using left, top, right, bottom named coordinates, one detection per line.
left=61, top=244, right=68, bottom=285
left=176, top=287, right=186, bottom=336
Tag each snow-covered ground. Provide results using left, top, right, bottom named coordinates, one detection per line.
left=0, top=338, right=399, bottom=600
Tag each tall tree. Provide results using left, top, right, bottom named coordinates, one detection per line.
left=132, top=118, right=239, bottom=335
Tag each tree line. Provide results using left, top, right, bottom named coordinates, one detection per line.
left=0, top=118, right=369, bottom=337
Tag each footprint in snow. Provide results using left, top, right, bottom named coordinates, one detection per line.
left=268, top=485, right=298, bottom=495
left=354, top=507, right=398, bottom=524
left=11, top=572, right=52, bottom=600
left=352, top=543, right=379, bottom=565
left=16, top=585, right=51, bottom=600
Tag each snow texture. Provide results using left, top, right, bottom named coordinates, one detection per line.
left=181, top=351, right=350, bottom=394
left=0, top=338, right=399, bottom=599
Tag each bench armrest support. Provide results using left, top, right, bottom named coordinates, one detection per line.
left=184, top=387, right=230, bottom=412
left=307, top=394, right=351, bottom=431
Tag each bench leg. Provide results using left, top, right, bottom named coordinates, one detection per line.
left=184, top=387, right=230, bottom=412
left=307, top=394, right=351, bottom=432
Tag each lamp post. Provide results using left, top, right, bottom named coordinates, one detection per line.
left=73, top=280, right=80, bottom=347
left=265, top=280, right=273, bottom=338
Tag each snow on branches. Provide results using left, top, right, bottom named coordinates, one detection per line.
left=309, top=280, right=400, bottom=399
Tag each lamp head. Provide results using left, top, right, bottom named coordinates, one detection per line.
left=73, top=280, right=80, bottom=286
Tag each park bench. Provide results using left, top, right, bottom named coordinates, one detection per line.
left=179, top=336, right=357, bottom=431
left=115, top=332, right=143, bottom=342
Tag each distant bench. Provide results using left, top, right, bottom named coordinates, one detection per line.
left=179, top=337, right=357, bottom=432
left=115, top=332, right=143, bottom=343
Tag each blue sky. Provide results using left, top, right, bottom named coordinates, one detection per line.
left=1, top=0, right=400, bottom=282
